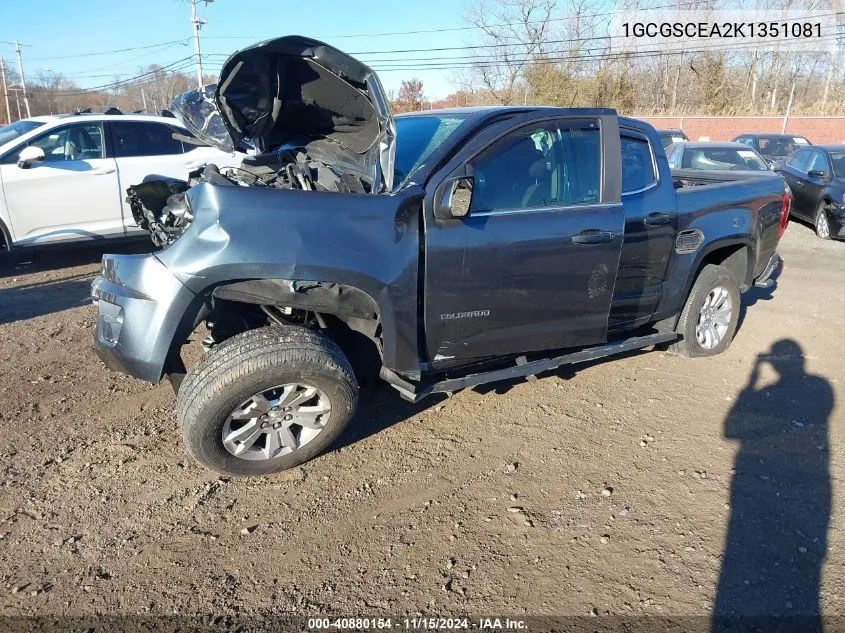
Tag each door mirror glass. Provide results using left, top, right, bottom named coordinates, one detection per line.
left=808, top=169, right=827, bottom=179
left=17, top=145, right=45, bottom=168
left=435, top=176, right=474, bottom=220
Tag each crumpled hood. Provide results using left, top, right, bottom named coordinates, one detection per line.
left=171, top=35, right=395, bottom=191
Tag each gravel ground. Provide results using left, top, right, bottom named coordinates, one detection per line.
left=0, top=222, right=842, bottom=627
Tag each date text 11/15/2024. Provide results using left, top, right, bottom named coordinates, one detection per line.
left=307, top=618, right=528, bottom=630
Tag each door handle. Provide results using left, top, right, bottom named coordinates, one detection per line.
left=571, top=229, right=616, bottom=244
left=644, top=212, right=671, bottom=227
left=89, top=167, right=115, bottom=175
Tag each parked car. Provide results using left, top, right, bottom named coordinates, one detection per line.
left=778, top=144, right=845, bottom=240
left=0, top=112, right=240, bottom=251
left=91, top=36, right=789, bottom=477
left=657, top=128, right=688, bottom=149
left=666, top=141, right=773, bottom=173
left=733, top=133, right=811, bottom=165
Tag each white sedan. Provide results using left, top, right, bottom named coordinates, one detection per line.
left=0, top=113, right=239, bottom=250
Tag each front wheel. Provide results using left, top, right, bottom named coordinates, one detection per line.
left=177, top=326, right=358, bottom=476
left=670, top=264, right=741, bottom=358
left=815, top=202, right=831, bottom=240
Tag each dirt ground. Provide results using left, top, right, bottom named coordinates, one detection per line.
left=0, top=222, right=842, bottom=628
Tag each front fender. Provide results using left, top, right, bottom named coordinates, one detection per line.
left=155, top=182, right=423, bottom=373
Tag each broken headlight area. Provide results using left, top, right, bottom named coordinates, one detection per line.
left=128, top=148, right=371, bottom=247
left=126, top=178, right=192, bottom=248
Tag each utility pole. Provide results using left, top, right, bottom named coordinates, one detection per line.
left=189, top=0, right=212, bottom=90
left=0, top=58, right=10, bottom=124
left=8, top=87, right=22, bottom=120
left=141, top=87, right=148, bottom=111
left=1, top=40, right=31, bottom=118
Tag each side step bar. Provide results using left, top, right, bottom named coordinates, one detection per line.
left=381, top=331, right=679, bottom=403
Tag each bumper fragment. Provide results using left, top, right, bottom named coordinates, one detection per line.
left=91, top=253, right=197, bottom=383
left=827, top=207, right=845, bottom=240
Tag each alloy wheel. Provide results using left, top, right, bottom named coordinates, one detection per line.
left=221, top=383, right=332, bottom=460
left=695, top=286, right=733, bottom=350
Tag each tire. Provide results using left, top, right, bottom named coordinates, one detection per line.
left=814, top=202, right=831, bottom=240
left=177, top=325, right=358, bottom=476
left=669, top=264, right=741, bottom=358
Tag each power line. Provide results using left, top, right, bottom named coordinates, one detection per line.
left=51, top=45, right=189, bottom=80
left=28, top=40, right=189, bottom=62
left=199, top=11, right=843, bottom=61
left=367, top=35, right=845, bottom=72
left=198, top=1, right=692, bottom=41
left=26, top=58, right=194, bottom=96
left=199, top=28, right=844, bottom=74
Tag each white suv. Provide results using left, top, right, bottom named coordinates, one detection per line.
left=0, top=113, right=240, bottom=250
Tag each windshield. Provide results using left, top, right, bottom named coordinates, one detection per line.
left=830, top=152, right=845, bottom=178
left=682, top=147, right=768, bottom=171
left=393, top=114, right=468, bottom=186
left=757, top=136, right=809, bottom=157
left=0, top=120, right=45, bottom=147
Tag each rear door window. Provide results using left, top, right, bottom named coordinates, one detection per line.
left=112, top=121, right=185, bottom=157
left=620, top=133, right=656, bottom=193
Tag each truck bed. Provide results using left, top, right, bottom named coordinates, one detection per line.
left=671, top=168, right=786, bottom=281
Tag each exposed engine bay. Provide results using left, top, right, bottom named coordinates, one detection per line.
left=127, top=148, right=372, bottom=247
left=127, top=35, right=396, bottom=247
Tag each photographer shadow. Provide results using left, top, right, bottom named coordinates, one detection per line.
left=713, top=339, right=833, bottom=632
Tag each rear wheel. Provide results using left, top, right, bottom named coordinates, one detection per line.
left=177, top=325, right=358, bottom=476
left=815, top=202, right=831, bottom=240
left=670, top=264, right=740, bottom=358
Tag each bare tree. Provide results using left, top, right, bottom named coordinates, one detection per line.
left=465, top=0, right=556, bottom=104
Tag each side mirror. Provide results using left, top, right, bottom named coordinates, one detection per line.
left=17, top=146, right=45, bottom=168
left=807, top=169, right=827, bottom=179
left=434, top=176, right=474, bottom=220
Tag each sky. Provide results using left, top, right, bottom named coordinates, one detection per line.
left=0, top=0, right=482, bottom=100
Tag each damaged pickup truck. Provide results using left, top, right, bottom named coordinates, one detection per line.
left=92, top=36, right=789, bottom=476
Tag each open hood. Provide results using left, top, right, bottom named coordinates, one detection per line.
left=171, top=35, right=395, bottom=191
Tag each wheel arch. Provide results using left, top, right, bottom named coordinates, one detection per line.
left=0, top=217, right=12, bottom=252
left=656, top=237, right=753, bottom=330
left=694, top=241, right=753, bottom=290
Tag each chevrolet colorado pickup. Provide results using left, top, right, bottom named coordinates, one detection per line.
left=91, top=36, right=789, bottom=476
